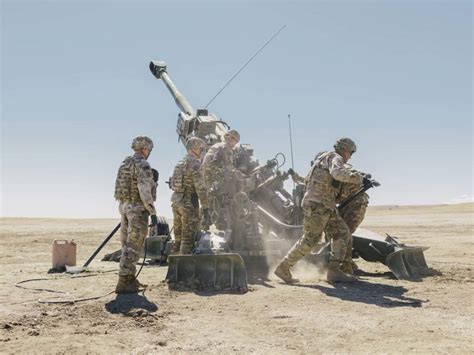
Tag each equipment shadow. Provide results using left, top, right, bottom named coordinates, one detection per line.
left=294, top=279, right=425, bottom=308
left=168, top=284, right=249, bottom=297
left=354, top=268, right=442, bottom=282
left=354, top=269, right=397, bottom=279
left=247, top=272, right=275, bottom=288
left=105, top=293, right=158, bottom=315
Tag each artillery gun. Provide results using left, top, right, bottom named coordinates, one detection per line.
left=149, top=60, right=305, bottom=288
left=149, top=60, right=431, bottom=290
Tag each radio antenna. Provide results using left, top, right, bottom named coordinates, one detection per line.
left=288, top=114, right=295, bottom=187
left=204, top=24, right=287, bottom=109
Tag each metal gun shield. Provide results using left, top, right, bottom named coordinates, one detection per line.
left=165, top=253, right=248, bottom=293
left=386, top=246, right=430, bottom=280
left=352, top=228, right=431, bottom=280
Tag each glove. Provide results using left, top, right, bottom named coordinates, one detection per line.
left=363, top=177, right=381, bottom=188
left=149, top=214, right=158, bottom=227
left=363, top=177, right=373, bottom=189
left=201, top=208, right=211, bottom=229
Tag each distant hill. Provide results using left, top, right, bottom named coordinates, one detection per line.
left=368, top=202, right=474, bottom=215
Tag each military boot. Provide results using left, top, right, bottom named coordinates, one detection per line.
left=327, top=260, right=357, bottom=283
left=115, top=275, right=139, bottom=294
left=274, top=261, right=299, bottom=284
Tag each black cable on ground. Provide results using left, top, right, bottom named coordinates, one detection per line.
left=38, top=291, right=114, bottom=304
left=15, top=270, right=118, bottom=303
left=15, top=278, right=67, bottom=294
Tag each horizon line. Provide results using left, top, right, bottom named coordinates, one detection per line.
left=1, top=202, right=472, bottom=220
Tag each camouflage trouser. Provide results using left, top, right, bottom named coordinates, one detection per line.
left=118, top=202, right=149, bottom=276
left=172, top=200, right=200, bottom=254
left=284, top=202, right=350, bottom=266
left=337, top=195, right=368, bottom=263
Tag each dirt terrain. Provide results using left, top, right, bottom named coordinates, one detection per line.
left=0, top=203, right=473, bottom=354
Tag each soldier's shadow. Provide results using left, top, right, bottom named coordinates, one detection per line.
left=294, top=279, right=425, bottom=308
left=105, top=293, right=158, bottom=315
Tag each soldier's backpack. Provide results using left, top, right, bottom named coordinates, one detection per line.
left=169, top=158, right=186, bottom=193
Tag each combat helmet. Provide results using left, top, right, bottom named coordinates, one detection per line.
left=131, top=136, right=154, bottom=150
left=334, top=137, right=357, bottom=154
left=225, top=129, right=240, bottom=142
left=186, top=137, right=206, bottom=151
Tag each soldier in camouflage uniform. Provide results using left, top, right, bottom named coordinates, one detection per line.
left=170, top=137, right=210, bottom=254
left=334, top=170, right=370, bottom=274
left=202, top=130, right=241, bottom=229
left=114, top=136, right=157, bottom=294
left=338, top=183, right=369, bottom=273
left=275, top=138, right=367, bottom=283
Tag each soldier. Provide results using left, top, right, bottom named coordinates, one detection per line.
left=202, top=129, right=241, bottom=229
left=170, top=137, right=210, bottom=254
left=335, top=173, right=370, bottom=274
left=114, top=136, right=157, bottom=294
left=275, top=138, right=369, bottom=283
left=291, top=164, right=373, bottom=275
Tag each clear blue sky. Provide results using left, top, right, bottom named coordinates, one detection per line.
left=1, top=0, right=472, bottom=218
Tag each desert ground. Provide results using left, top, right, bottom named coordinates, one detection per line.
left=0, top=203, right=473, bottom=354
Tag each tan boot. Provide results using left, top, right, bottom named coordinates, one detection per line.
left=274, top=261, right=299, bottom=284
left=115, top=275, right=139, bottom=294
left=342, top=261, right=353, bottom=275
left=327, top=260, right=356, bottom=283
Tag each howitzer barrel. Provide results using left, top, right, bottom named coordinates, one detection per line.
left=149, top=60, right=195, bottom=116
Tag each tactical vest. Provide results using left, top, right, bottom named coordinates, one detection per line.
left=170, top=158, right=186, bottom=193
left=303, top=151, right=341, bottom=209
left=114, top=156, right=140, bottom=203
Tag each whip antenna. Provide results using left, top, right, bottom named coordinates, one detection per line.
left=205, top=24, right=287, bottom=109
left=288, top=114, right=295, bottom=186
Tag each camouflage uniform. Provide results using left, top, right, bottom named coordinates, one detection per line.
left=202, top=142, right=236, bottom=193
left=202, top=141, right=239, bottom=229
left=171, top=141, right=209, bottom=254
left=336, top=180, right=369, bottom=266
left=283, top=151, right=363, bottom=267
left=115, top=142, right=156, bottom=278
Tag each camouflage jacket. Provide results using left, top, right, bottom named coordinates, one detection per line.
left=202, top=142, right=235, bottom=190
left=336, top=163, right=369, bottom=206
left=171, top=155, right=209, bottom=209
left=114, top=153, right=156, bottom=214
left=302, top=151, right=363, bottom=210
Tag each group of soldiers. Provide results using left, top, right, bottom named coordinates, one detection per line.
left=113, top=131, right=240, bottom=293
left=113, top=133, right=373, bottom=293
